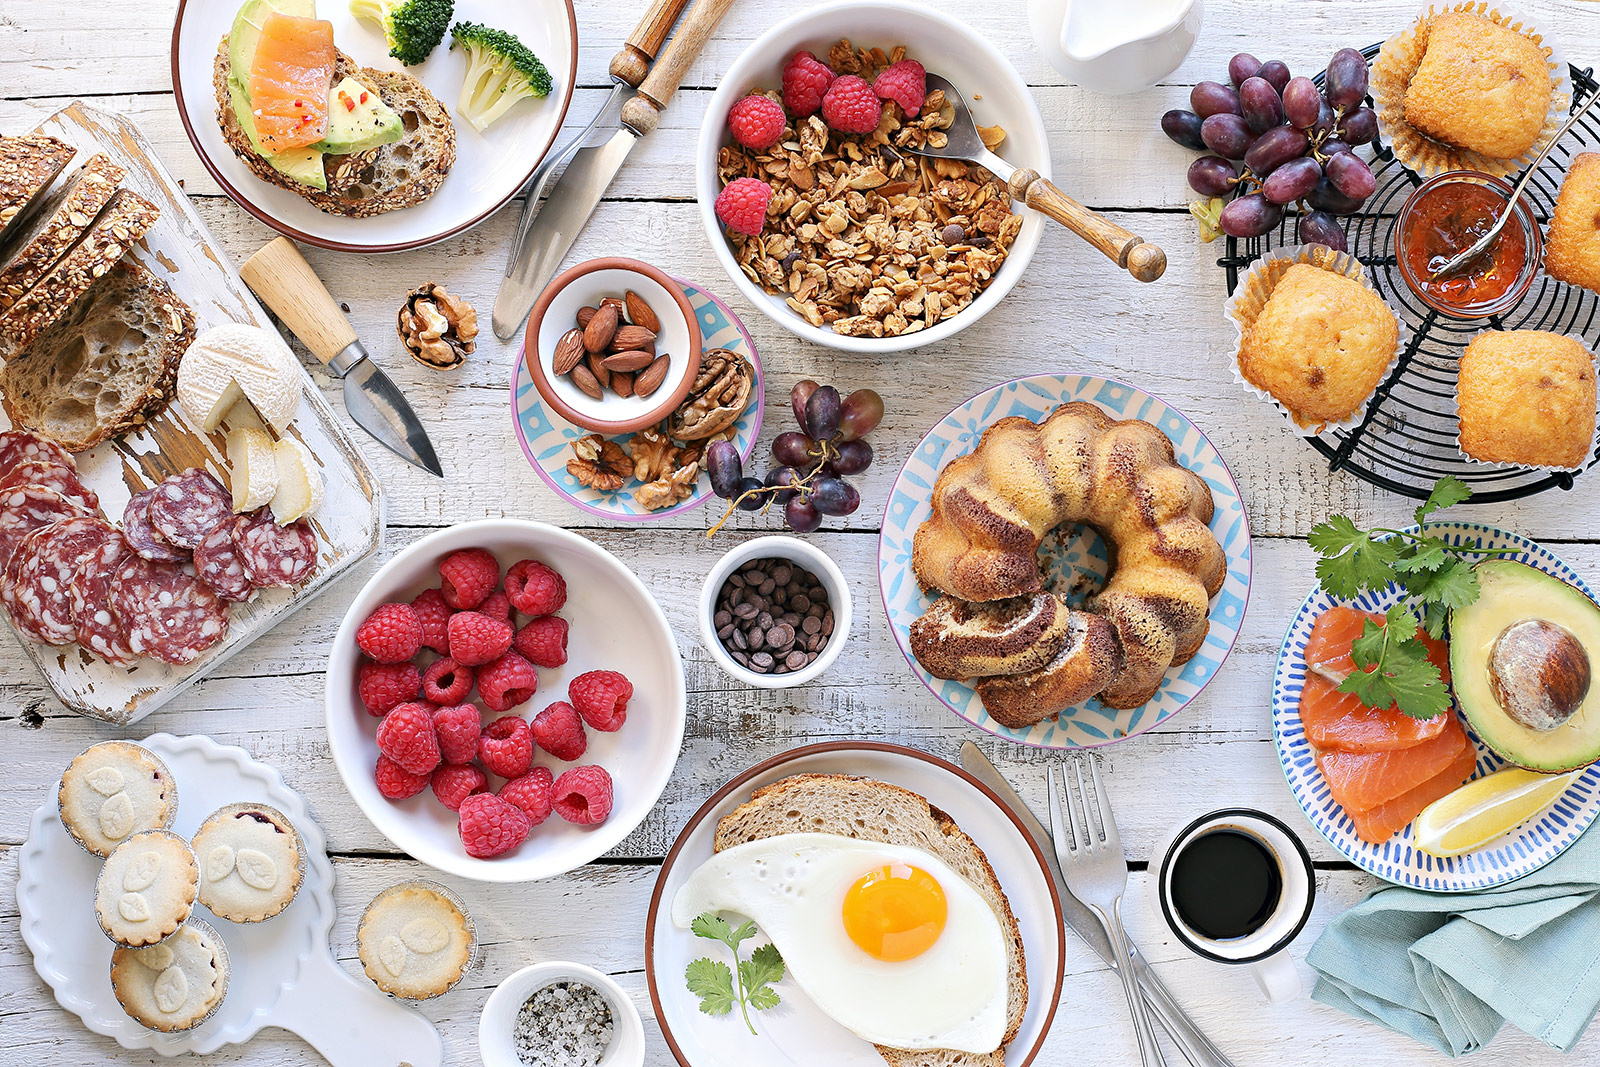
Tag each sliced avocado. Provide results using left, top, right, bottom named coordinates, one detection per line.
left=1450, top=559, right=1600, bottom=772
left=227, top=77, right=328, bottom=191
left=311, top=77, right=403, bottom=155
left=228, top=0, right=316, bottom=85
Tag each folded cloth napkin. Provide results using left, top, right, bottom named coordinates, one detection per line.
left=1308, top=826, right=1600, bottom=1056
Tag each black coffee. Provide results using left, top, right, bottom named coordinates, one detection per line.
left=1169, top=829, right=1282, bottom=941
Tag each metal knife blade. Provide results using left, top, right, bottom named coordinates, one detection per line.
left=340, top=352, right=443, bottom=476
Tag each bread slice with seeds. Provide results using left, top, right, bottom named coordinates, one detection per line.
left=0, top=153, right=127, bottom=316
left=0, top=132, right=76, bottom=237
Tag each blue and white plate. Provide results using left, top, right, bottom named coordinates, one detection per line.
left=878, top=374, right=1253, bottom=748
left=1273, top=522, right=1600, bottom=891
left=510, top=278, right=763, bottom=521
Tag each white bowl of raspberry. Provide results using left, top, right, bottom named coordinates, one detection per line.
left=696, top=0, right=1050, bottom=353
left=325, top=519, right=687, bottom=883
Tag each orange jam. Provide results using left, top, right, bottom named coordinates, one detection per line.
left=1401, top=181, right=1527, bottom=309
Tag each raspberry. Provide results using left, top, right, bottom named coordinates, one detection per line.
left=411, top=588, right=452, bottom=655
left=457, top=793, right=531, bottom=858
left=478, top=715, right=534, bottom=779
left=358, top=660, right=420, bottom=717
left=432, top=703, right=482, bottom=765
left=478, top=651, right=539, bottom=713
left=822, top=74, right=882, bottom=134
left=569, top=670, right=633, bottom=732
left=431, top=762, right=487, bottom=811
left=356, top=602, right=422, bottom=663
left=552, top=765, right=614, bottom=826
left=728, top=94, right=785, bottom=150
left=872, top=59, right=926, bottom=116
left=499, top=767, right=553, bottom=826
left=447, top=611, right=513, bottom=667
left=515, top=615, right=568, bottom=668
left=505, top=559, right=567, bottom=617
left=479, top=589, right=513, bottom=623
left=422, top=657, right=474, bottom=705
left=438, top=548, right=499, bottom=610
left=715, top=177, right=772, bottom=238
left=375, top=754, right=430, bottom=800
left=530, top=700, right=587, bottom=761
left=782, top=50, right=835, bottom=116
left=375, top=702, right=440, bottom=775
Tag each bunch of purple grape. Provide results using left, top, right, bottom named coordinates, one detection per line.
left=1161, top=48, right=1376, bottom=249
left=705, top=381, right=884, bottom=533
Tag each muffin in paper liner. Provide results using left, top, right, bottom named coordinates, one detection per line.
left=1372, top=1, right=1571, bottom=180
left=355, top=879, right=480, bottom=1001
left=1452, top=329, right=1600, bottom=474
left=1224, top=244, right=1408, bottom=438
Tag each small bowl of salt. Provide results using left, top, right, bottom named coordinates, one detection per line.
left=479, top=961, right=645, bottom=1067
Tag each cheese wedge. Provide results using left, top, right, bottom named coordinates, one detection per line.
left=270, top=437, right=324, bottom=524
left=178, top=322, right=300, bottom=433
left=225, top=426, right=279, bottom=512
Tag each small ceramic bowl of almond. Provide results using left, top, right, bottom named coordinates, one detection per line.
left=525, top=257, right=703, bottom=434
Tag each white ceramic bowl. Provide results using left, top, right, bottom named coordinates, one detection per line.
left=698, top=536, right=852, bottom=689
left=326, top=520, right=686, bottom=883
left=479, top=961, right=645, bottom=1067
left=695, top=0, right=1049, bottom=353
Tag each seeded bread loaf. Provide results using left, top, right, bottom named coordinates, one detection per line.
left=0, top=132, right=76, bottom=236
left=212, top=40, right=455, bottom=218
left=0, top=153, right=126, bottom=316
left=2, top=259, right=194, bottom=450
left=713, top=773, right=1028, bottom=1067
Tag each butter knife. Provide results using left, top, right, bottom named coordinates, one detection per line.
left=959, top=741, right=1236, bottom=1067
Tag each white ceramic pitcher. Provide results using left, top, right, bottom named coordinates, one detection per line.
left=1029, top=0, right=1204, bottom=95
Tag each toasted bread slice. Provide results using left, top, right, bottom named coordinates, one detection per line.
left=0, top=153, right=127, bottom=316
left=713, top=773, right=1027, bottom=1067
left=0, top=132, right=76, bottom=237
left=212, top=39, right=454, bottom=218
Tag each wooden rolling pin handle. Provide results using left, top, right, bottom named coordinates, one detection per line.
left=1007, top=168, right=1167, bottom=283
left=620, top=0, right=739, bottom=136
left=239, top=237, right=359, bottom=365
left=609, top=0, right=693, bottom=86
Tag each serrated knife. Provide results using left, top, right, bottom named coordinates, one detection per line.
left=492, top=0, right=739, bottom=340
left=958, top=741, right=1237, bottom=1067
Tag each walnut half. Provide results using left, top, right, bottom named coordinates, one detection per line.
left=667, top=349, right=755, bottom=440
left=566, top=434, right=632, bottom=492
left=399, top=282, right=479, bottom=370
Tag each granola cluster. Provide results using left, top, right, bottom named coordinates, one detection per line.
left=717, top=40, right=1021, bottom=338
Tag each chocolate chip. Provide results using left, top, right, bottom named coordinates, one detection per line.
left=793, top=594, right=812, bottom=611
left=767, top=623, right=795, bottom=650
left=771, top=566, right=792, bottom=585
left=751, top=652, right=774, bottom=669
left=714, top=609, right=731, bottom=628
left=942, top=222, right=965, bottom=244
left=717, top=623, right=734, bottom=640
left=732, top=628, right=748, bottom=650
left=802, top=616, right=821, bottom=635
left=714, top=556, right=834, bottom=675
left=749, top=627, right=766, bottom=650
left=755, top=611, right=773, bottom=630
left=733, top=602, right=757, bottom=619
left=785, top=650, right=808, bottom=670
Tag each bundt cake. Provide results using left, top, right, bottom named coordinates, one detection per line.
left=974, top=611, right=1122, bottom=728
left=909, top=593, right=1076, bottom=679
left=911, top=401, right=1226, bottom=710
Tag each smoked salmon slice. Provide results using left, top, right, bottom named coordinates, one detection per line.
left=1345, top=740, right=1479, bottom=844
left=1299, top=605, right=1452, bottom=752
left=1315, top=715, right=1470, bottom=814
left=249, top=12, right=335, bottom=153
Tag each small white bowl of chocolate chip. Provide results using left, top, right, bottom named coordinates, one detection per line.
left=699, top=535, right=852, bottom=689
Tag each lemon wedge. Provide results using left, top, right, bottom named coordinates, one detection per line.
left=1415, top=767, right=1585, bottom=858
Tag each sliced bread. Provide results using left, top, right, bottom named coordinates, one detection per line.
left=0, top=153, right=127, bottom=316
left=212, top=40, right=455, bottom=218
left=0, top=132, right=76, bottom=237
left=713, top=774, right=1028, bottom=1067
left=1, top=259, right=195, bottom=451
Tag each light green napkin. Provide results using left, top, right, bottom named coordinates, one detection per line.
left=1308, top=826, right=1600, bottom=1056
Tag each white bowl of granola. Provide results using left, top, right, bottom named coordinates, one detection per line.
left=696, top=0, right=1049, bottom=353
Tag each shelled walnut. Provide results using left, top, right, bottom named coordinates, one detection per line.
left=399, top=283, right=478, bottom=370
left=566, top=435, right=633, bottom=492
left=633, top=461, right=700, bottom=510
left=667, top=349, right=755, bottom=440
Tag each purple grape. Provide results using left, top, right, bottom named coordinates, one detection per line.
left=1326, top=152, right=1376, bottom=200
left=1219, top=193, right=1284, bottom=238
left=1298, top=210, right=1348, bottom=252
left=1319, top=139, right=1353, bottom=158
left=1312, top=99, right=1337, bottom=138
left=765, top=465, right=800, bottom=505
left=1191, top=81, right=1242, bottom=119
left=790, top=380, right=818, bottom=426
left=839, top=389, right=884, bottom=441
left=1228, top=52, right=1262, bottom=87
left=1337, top=107, right=1378, bottom=145
left=1262, top=157, right=1322, bottom=205
left=1161, top=109, right=1207, bottom=151
left=804, top=385, right=841, bottom=440
left=833, top=439, right=873, bottom=475
left=1258, top=60, right=1291, bottom=93
left=1187, top=156, right=1237, bottom=197
left=1324, top=48, right=1369, bottom=113
left=734, top=477, right=766, bottom=511
left=1240, top=76, right=1285, bottom=134
left=1243, top=125, right=1309, bottom=177
left=1283, top=77, right=1321, bottom=128
left=1308, top=175, right=1366, bottom=215
left=706, top=440, right=743, bottom=499
left=772, top=430, right=816, bottom=468
left=784, top=497, right=821, bottom=533
left=1201, top=113, right=1253, bottom=160
left=811, top=477, right=860, bottom=516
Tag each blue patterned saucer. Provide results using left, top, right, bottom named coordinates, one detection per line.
left=1272, top=522, right=1600, bottom=891
left=878, top=374, right=1253, bottom=748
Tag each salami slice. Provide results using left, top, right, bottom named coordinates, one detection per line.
left=108, top=555, right=228, bottom=665
left=122, top=488, right=187, bottom=563
left=1, top=515, right=115, bottom=644
left=0, top=484, right=89, bottom=569
left=194, top=517, right=254, bottom=603
left=149, top=469, right=232, bottom=550
left=72, top=532, right=138, bottom=665
left=236, top=510, right=317, bottom=588
left=0, top=430, right=75, bottom=474
left=0, top=459, right=98, bottom=512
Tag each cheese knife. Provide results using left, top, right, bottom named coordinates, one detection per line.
left=959, top=741, right=1237, bottom=1067
left=492, top=0, right=739, bottom=340
left=240, top=237, right=444, bottom=477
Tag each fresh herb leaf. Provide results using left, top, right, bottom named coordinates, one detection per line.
left=1310, top=515, right=1403, bottom=599
left=1339, top=620, right=1451, bottom=720
left=686, top=957, right=736, bottom=1017
left=1415, top=475, right=1472, bottom=527
left=1400, top=557, right=1480, bottom=613
left=687, top=913, right=784, bottom=1035
left=1383, top=603, right=1418, bottom=642
left=741, top=942, right=785, bottom=998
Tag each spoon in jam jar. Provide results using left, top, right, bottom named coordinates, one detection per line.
left=1430, top=89, right=1600, bottom=282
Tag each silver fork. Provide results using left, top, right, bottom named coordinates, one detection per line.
left=1049, top=754, right=1167, bottom=1067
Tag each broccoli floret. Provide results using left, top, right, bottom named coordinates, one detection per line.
left=349, top=0, right=453, bottom=67
left=449, top=20, right=552, bottom=133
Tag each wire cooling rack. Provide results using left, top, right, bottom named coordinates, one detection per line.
left=1218, top=43, right=1600, bottom=503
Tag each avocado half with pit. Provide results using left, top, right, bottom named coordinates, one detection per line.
left=1450, top=559, right=1600, bottom=772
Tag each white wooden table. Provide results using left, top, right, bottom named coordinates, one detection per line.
left=4, top=1, right=1599, bottom=1063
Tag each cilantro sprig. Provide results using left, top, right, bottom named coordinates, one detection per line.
left=685, top=913, right=785, bottom=1035
left=1307, top=477, right=1517, bottom=719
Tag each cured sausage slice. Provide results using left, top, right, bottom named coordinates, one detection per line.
left=0, top=483, right=89, bottom=569
left=235, top=510, right=316, bottom=588
left=149, top=469, right=232, bottom=550
left=109, top=555, right=229, bottom=665
left=193, top=518, right=254, bottom=603
left=122, top=488, right=187, bottom=563
left=2, top=516, right=116, bottom=644
left=0, top=430, right=75, bottom=473
left=72, top=531, right=138, bottom=665
left=0, top=459, right=98, bottom=512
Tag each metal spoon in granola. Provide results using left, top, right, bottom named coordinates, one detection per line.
left=906, top=73, right=1166, bottom=282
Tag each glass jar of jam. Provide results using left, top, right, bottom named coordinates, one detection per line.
left=1395, top=171, right=1540, bottom=319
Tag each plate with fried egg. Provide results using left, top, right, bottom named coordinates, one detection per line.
left=644, top=742, right=1065, bottom=1067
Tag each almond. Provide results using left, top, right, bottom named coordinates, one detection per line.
left=612, top=324, right=658, bottom=351
left=600, top=296, right=626, bottom=314
left=602, top=349, right=655, bottom=372
left=635, top=354, right=671, bottom=397
left=551, top=328, right=586, bottom=375
left=611, top=371, right=635, bottom=398
left=625, top=290, right=661, bottom=332
left=570, top=364, right=604, bottom=400
left=586, top=351, right=611, bottom=390
left=576, top=306, right=598, bottom=328
left=583, top=304, right=618, bottom=352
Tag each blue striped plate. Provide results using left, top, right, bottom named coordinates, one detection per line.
left=1273, top=522, right=1600, bottom=891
